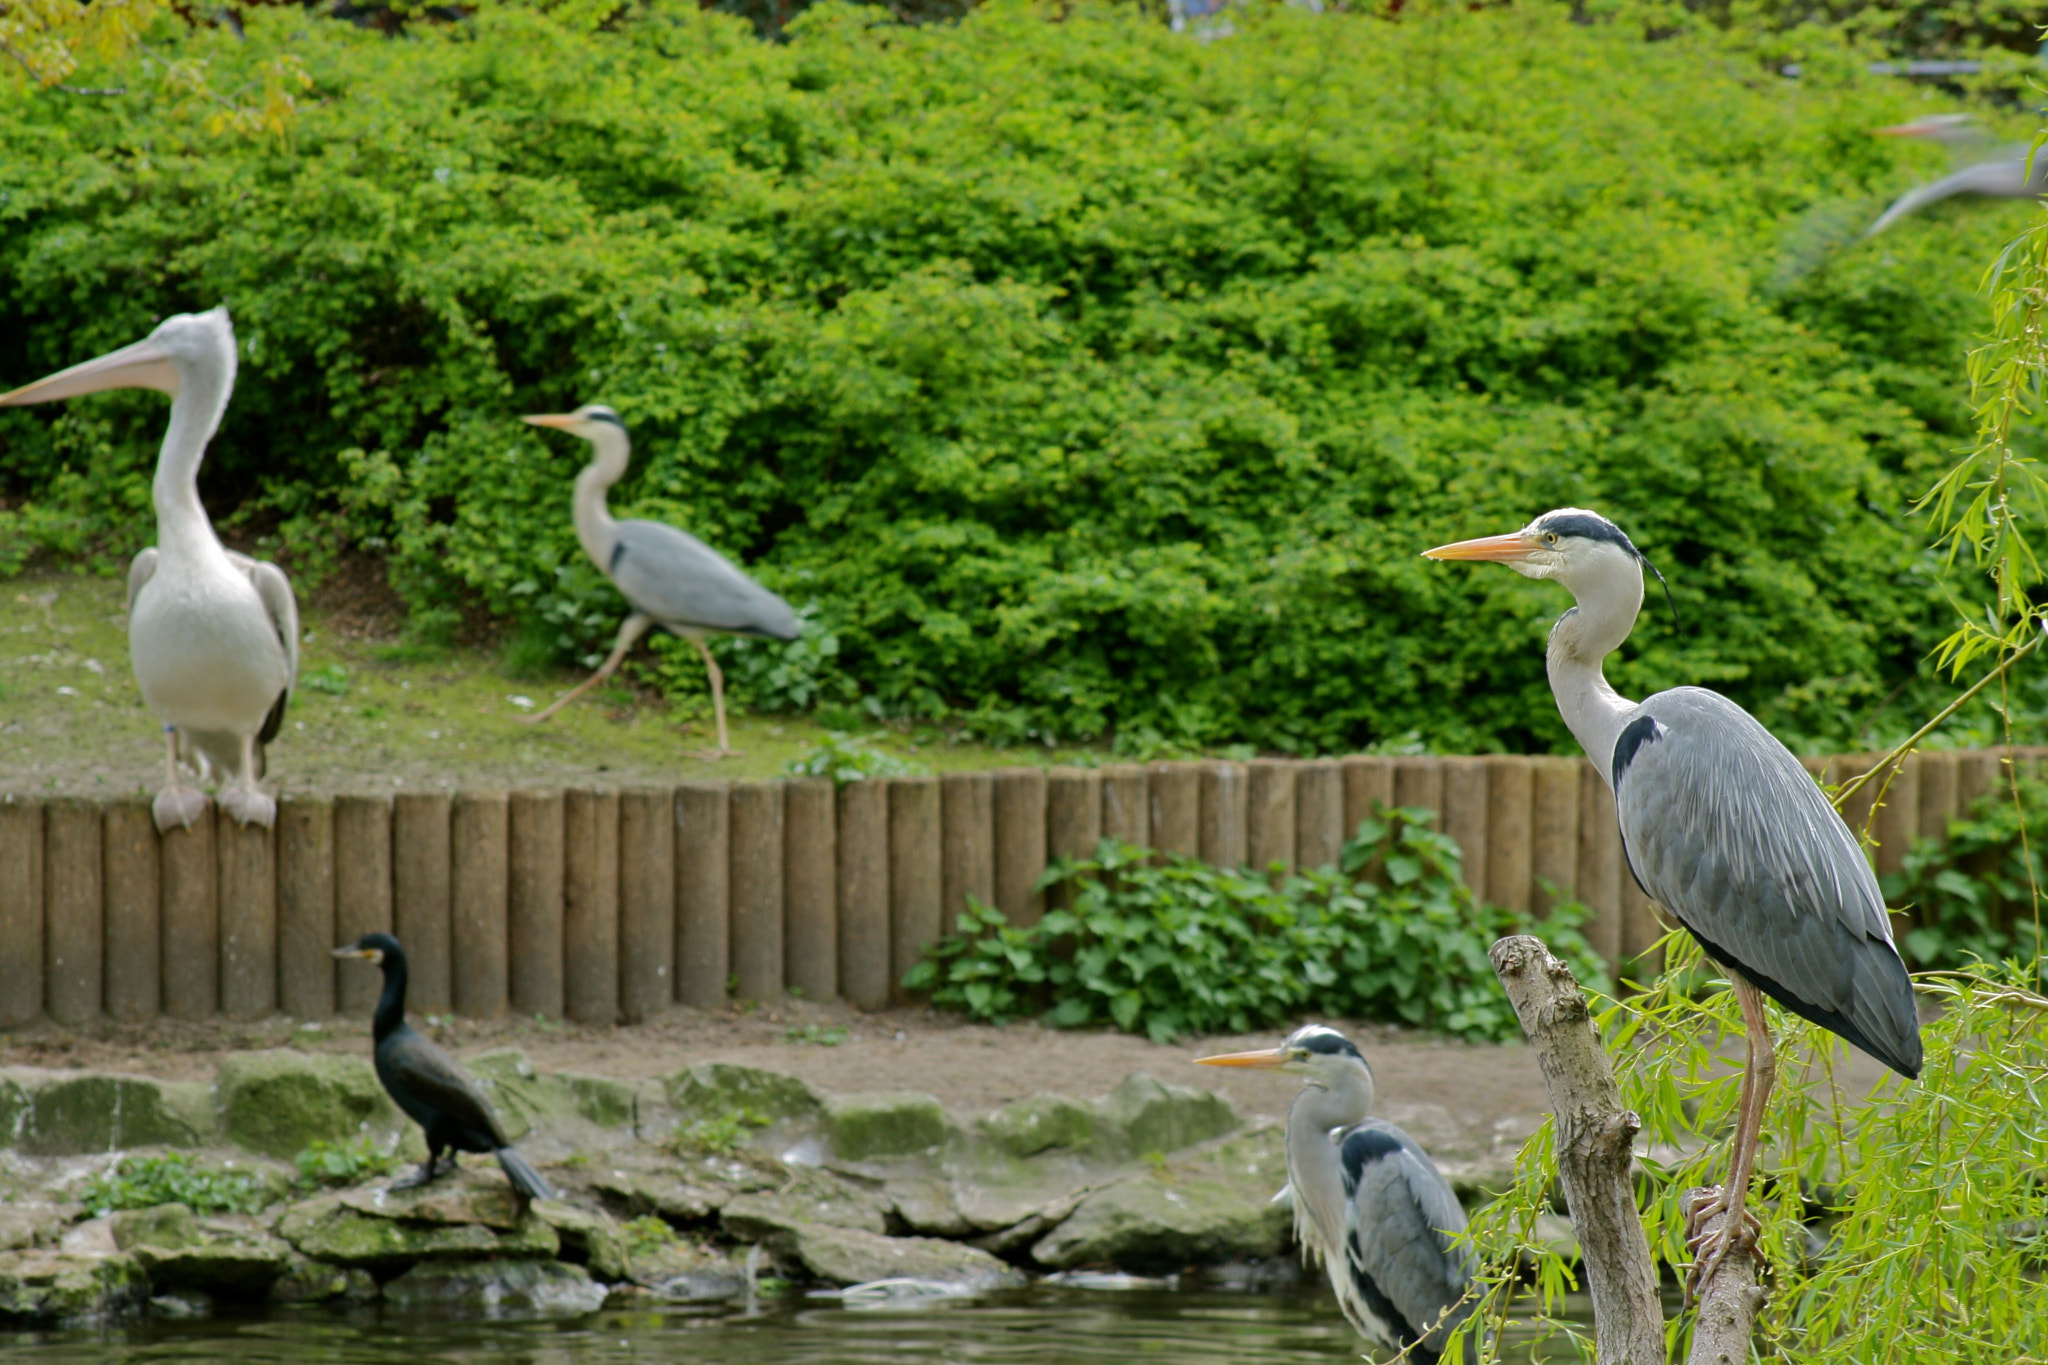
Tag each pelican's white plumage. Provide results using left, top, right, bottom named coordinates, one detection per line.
left=1, top=308, right=298, bottom=829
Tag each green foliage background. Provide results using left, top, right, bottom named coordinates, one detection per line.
left=0, top=0, right=2038, bottom=752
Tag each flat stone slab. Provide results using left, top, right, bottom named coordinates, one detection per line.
left=0, top=1205, right=74, bottom=1252
left=276, top=1194, right=558, bottom=1271
left=786, top=1225, right=1025, bottom=1289
left=340, top=1174, right=524, bottom=1229
left=0, top=1069, right=213, bottom=1154
left=131, top=1238, right=294, bottom=1294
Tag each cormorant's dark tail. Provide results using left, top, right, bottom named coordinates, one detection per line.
left=495, top=1146, right=556, bottom=1201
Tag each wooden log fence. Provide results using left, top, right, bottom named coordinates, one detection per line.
left=0, top=748, right=2035, bottom=1028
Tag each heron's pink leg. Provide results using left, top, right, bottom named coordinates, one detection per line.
left=523, top=614, right=652, bottom=725
left=692, top=636, right=736, bottom=759
left=1688, top=974, right=1775, bottom=1295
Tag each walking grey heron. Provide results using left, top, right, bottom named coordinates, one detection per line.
left=1424, top=509, right=1921, bottom=1290
left=1867, top=113, right=2047, bottom=236
left=0, top=308, right=297, bottom=830
left=520, top=405, right=798, bottom=758
left=1199, top=1025, right=1476, bottom=1363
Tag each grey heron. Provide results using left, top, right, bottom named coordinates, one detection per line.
left=1424, top=509, right=1921, bottom=1290
left=1199, top=1025, right=1476, bottom=1363
left=520, top=405, right=799, bottom=758
left=1866, top=113, right=2047, bottom=236
left=0, top=308, right=298, bottom=830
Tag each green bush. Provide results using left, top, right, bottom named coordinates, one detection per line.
left=1881, top=774, right=2047, bottom=979
left=79, top=1153, right=269, bottom=1216
left=905, top=805, right=1611, bottom=1042
left=1, top=0, right=2032, bottom=751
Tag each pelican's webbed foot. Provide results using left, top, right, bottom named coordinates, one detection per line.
left=219, top=785, right=277, bottom=828
left=153, top=785, right=211, bottom=833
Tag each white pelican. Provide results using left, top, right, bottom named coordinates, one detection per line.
left=1, top=308, right=298, bottom=829
left=521, top=404, right=797, bottom=758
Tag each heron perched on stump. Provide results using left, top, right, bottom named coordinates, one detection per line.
left=520, top=405, right=799, bottom=759
left=1424, top=509, right=1921, bottom=1292
left=1200, top=1025, right=1477, bottom=1363
left=0, top=308, right=297, bottom=831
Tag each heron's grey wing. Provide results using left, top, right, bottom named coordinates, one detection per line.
left=609, top=519, right=799, bottom=640
left=383, top=1032, right=512, bottom=1148
left=1613, top=686, right=1921, bottom=1078
left=1867, top=158, right=2039, bottom=235
left=126, top=548, right=159, bottom=615
left=1338, top=1122, right=1476, bottom=1359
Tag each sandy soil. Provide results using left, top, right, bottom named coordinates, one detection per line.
left=0, top=1000, right=1558, bottom=1133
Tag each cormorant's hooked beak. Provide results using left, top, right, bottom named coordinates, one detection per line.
left=0, top=338, right=180, bottom=406
left=331, top=946, right=384, bottom=964
left=1421, top=532, right=1536, bottom=564
left=1194, top=1047, right=1289, bottom=1069
left=521, top=413, right=579, bottom=431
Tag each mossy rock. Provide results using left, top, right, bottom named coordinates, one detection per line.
left=561, top=1074, right=636, bottom=1129
left=0, top=1251, right=147, bottom=1322
left=214, top=1052, right=395, bottom=1160
left=110, top=1204, right=199, bottom=1252
left=531, top=1201, right=630, bottom=1281
left=1094, top=1073, right=1237, bottom=1159
left=1, top=1070, right=212, bottom=1154
left=786, top=1225, right=1025, bottom=1289
left=275, top=1193, right=559, bottom=1272
left=269, top=1255, right=377, bottom=1305
left=1032, top=1124, right=1291, bottom=1271
left=131, top=1237, right=294, bottom=1295
left=381, top=1259, right=607, bottom=1316
left=662, top=1063, right=822, bottom=1127
left=824, top=1092, right=947, bottom=1162
left=981, top=1093, right=1095, bottom=1158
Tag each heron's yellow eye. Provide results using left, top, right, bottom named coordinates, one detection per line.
left=1543, top=532, right=1558, bottom=546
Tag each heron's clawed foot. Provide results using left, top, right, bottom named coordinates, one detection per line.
left=219, top=785, right=277, bottom=828
left=1682, top=1185, right=1762, bottom=1303
left=152, top=785, right=211, bottom=833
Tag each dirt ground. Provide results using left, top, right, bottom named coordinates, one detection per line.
left=0, top=1000, right=1558, bottom=1133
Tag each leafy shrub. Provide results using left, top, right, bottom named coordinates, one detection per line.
left=0, top=0, right=2029, bottom=753
left=906, top=806, right=1611, bottom=1042
left=783, top=731, right=926, bottom=783
left=293, top=1137, right=400, bottom=1189
left=79, top=1153, right=269, bottom=1216
left=1881, top=775, right=2047, bottom=979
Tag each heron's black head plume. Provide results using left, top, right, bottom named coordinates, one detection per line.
left=1530, top=509, right=1680, bottom=632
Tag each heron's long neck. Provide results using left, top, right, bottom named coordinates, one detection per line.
left=1287, top=1071, right=1374, bottom=1252
left=152, top=361, right=234, bottom=561
left=1547, top=570, right=1642, bottom=787
left=573, top=430, right=630, bottom=570
left=372, top=958, right=409, bottom=1044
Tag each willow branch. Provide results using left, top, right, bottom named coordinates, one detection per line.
left=1832, top=630, right=2042, bottom=809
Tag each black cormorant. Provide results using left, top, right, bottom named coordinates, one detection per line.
left=332, top=932, right=555, bottom=1201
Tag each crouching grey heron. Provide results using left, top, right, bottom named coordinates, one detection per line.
left=0, top=309, right=298, bottom=830
left=1200, top=1025, right=1476, bottom=1363
left=520, top=405, right=799, bottom=758
left=1424, top=509, right=1921, bottom=1291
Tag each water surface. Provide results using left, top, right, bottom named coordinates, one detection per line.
left=0, top=1283, right=1591, bottom=1365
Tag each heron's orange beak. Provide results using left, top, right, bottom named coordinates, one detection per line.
left=1421, top=532, right=1536, bottom=563
left=1194, top=1047, right=1288, bottom=1069
left=521, top=413, right=579, bottom=430
left=0, top=338, right=179, bottom=406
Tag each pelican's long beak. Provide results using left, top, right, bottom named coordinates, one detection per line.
left=0, top=338, right=179, bottom=406
left=1421, top=532, right=1536, bottom=563
left=521, top=413, right=578, bottom=430
left=1195, top=1047, right=1288, bottom=1069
